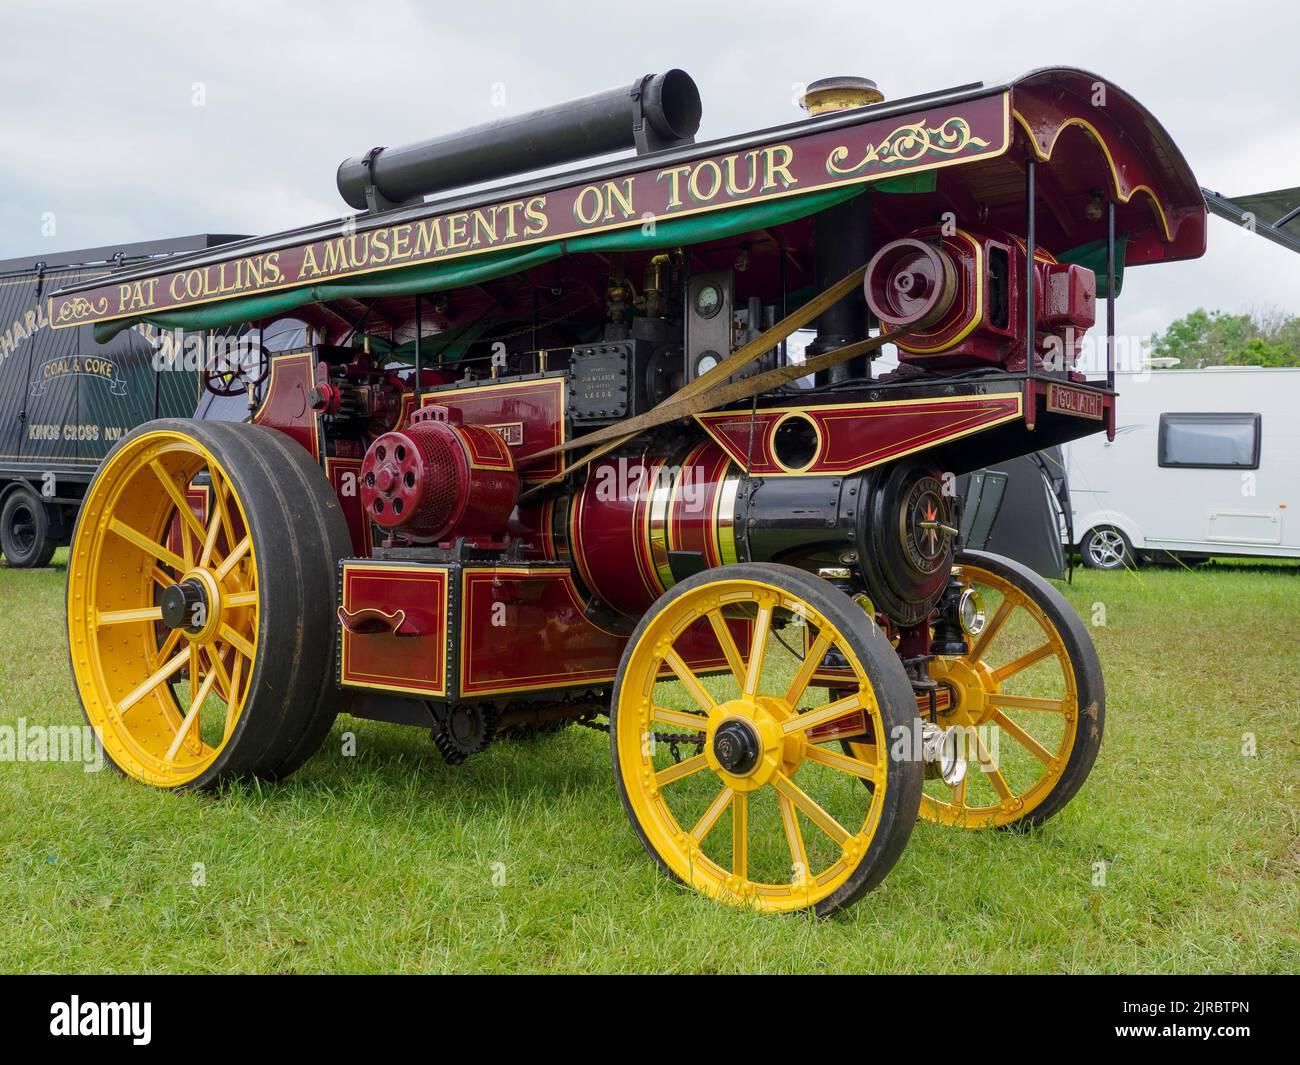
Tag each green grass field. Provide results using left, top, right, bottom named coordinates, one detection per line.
left=1, top=551, right=1296, bottom=973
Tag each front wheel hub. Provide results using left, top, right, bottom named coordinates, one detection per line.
left=712, top=719, right=761, bottom=775
left=160, top=577, right=208, bottom=632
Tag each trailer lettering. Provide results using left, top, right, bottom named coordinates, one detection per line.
left=760, top=145, right=796, bottom=190
left=573, top=180, right=635, bottom=225
left=117, top=279, right=156, bottom=312
left=471, top=207, right=499, bottom=245
left=722, top=150, right=761, bottom=195
left=0, top=299, right=50, bottom=363
left=446, top=212, right=471, bottom=250
left=689, top=159, right=723, bottom=203
left=657, top=164, right=693, bottom=208
left=46, top=98, right=1014, bottom=326
left=658, top=148, right=797, bottom=211
left=411, top=218, right=446, bottom=259
left=523, top=196, right=548, bottom=236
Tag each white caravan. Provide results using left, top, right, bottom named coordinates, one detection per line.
left=1065, top=368, right=1300, bottom=568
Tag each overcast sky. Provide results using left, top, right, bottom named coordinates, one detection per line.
left=2, top=0, right=1297, bottom=343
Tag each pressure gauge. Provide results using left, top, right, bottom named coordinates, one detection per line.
left=694, top=350, right=721, bottom=377
left=694, top=283, right=723, bottom=319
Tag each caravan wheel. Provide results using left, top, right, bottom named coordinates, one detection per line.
left=1081, top=526, right=1134, bottom=571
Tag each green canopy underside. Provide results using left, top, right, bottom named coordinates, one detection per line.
left=93, top=185, right=868, bottom=343
left=1057, top=235, right=1127, bottom=299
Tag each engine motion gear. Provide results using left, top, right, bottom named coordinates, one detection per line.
left=430, top=704, right=500, bottom=765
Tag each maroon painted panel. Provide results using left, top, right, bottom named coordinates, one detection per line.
left=459, top=567, right=740, bottom=697
left=325, top=456, right=372, bottom=555
left=695, top=393, right=1024, bottom=476
left=340, top=564, right=448, bottom=697
left=420, top=376, right=565, bottom=481
left=251, top=350, right=323, bottom=460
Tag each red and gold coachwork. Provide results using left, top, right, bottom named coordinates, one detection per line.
left=695, top=393, right=1024, bottom=477
left=62, top=64, right=1204, bottom=914
left=339, top=562, right=450, bottom=698
left=419, top=376, right=566, bottom=482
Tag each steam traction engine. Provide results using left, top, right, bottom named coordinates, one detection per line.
left=57, top=68, right=1206, bottom=915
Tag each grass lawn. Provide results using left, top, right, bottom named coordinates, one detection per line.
left=1, top=551, right=1296, bottom=973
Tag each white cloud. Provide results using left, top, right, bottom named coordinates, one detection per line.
left=2, top=0, right=1297, bottom=335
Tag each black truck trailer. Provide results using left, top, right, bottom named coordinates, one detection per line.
left=0, top=234, right=245, bottom=566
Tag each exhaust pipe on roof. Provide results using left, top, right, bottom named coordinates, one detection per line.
left=336, top=70, right=703, bottom=212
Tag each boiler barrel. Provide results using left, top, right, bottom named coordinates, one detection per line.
left=336, top=70, right=702, bottom=210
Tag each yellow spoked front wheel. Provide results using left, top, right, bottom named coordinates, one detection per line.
left=612, top=563, right=923, bottom=916
left=67, top=419, right=352, bottom=789
left=898, top=550, right=1102, bottom=830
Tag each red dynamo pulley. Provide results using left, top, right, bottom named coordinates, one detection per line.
left=360, top=406, right=518, bottom=544
left=864, top=238, right=958, bottom=327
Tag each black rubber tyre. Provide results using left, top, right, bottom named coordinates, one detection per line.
left=236, top=424, right=354, bottom=781
left=66, top=419, right=352, bottom=790
left=610, top=562, right=924, bottom=917
left=1081, top=525, right=1134, bottom=570
left=1, top=486, right=56, bottom=568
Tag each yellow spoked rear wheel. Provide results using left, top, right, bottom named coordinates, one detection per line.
left=67, top=419, right=352, bottom=790
left=612, top=563, right=923, bottom=916
left=852, top=550, right=1104, bottom=830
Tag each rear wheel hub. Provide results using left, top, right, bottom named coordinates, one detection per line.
left=160, top=577, right=208, bottom=632
left=712, top=719, right=761, bottom=775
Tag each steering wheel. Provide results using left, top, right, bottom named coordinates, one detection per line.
left=203, top=337, right=271, bottom=397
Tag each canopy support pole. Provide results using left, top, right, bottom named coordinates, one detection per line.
left=1024, top=158, right=1036, bottom=383
left=414, top=296, right=423, bottom=399
left=1105, top=199, right=1116, bottom=392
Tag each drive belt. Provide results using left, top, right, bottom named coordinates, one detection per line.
left=518, top=261, right=935, bottom=494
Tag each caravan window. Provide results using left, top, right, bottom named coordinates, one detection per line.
left=1158, top=412, right=1261, bottom=469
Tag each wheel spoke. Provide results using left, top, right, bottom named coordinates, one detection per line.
left=119, top=647, right=190, bottom=713
left=778, top=791, right=809, bottom=883
left=691, top=786, right=734, bottom=843
left=655, top=753, right=707, bottom=786
left=650, top=705, right=709, bottom=732
left=198, top=504, right=223, bottom=569
left=781, top=692, right=861, bottom=736
left=207, top=465, right=236, bottom=558
left=986, top=693, right=1067, bottom=713
left=772, top=772, right=850, bottom=845
left=205, top=645, right=234, bottom=703
left=732, top=791, right=748, bottom=880
left=150, top=460, right=207, bottom=546
left=108, top=518, right=187, bottom=573
left=951, top=750, right=968, bottom=808
left=219, top=623, right=255, bottom=661
left=991, top=642, right=1054, bottom=682
left=213, top=536, right=251, bottom=582
left=663, top=650, right=717, bottom=716
left=223, top=590, right=258, bottom=609
left=155, top=628, right=183, bottom=666
left=97, top=606, right=164, bottom=627
left=742, top=602, right=772, bottom=698
left=967, top=597, right=1013, bottom=662
left=803, top=743, right=879, bottom=783
left=223, top=653, right=244, bottom=743
left=705, top=610, right=747, bottom=691
left=971, top=730, right=1014, bottom=801
left=165, top=666, right=218, bottom=761
left=784, top=629, right=833, bottom=707
left=992, top=710, right=1055, bottom=766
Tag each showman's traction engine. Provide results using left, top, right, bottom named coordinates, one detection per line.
left=57, top=66, right=1206, bottom=915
